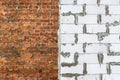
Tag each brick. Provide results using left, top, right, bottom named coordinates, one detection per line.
left=18, top=77, right=26, bottom=80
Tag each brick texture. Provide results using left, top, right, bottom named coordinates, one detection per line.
left=0, top=0, right=58, bottom=80
left=60, top=0, right=120, bottom=80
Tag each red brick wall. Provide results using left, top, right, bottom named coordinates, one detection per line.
left=0, top=0, right=58, bottom=80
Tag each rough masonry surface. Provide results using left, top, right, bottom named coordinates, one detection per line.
left=0, top=0, right=59, bottom=80
left=59, top=0, right=120, bottom=80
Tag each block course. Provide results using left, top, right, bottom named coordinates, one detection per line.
left=60, top=0, right=120, bottom=80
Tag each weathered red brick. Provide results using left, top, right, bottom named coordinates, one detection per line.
left=0, top=0, right=58, bottom=79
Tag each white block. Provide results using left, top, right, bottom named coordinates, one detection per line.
left=87, top=24, right=106, bottom=33
left=109, top=6, right=120, bottom=14
left=86, top=44, right=108, bottom=53
left=60, top=0, right=74, bottom=4
left=60, top=44, right=83, bottom=53
left=86, top=5, right=105, bottom=14
left=110, top=44, right=120, bottom=52
left=100, top=0, right=120, bottom=5
left=78, top=15, right=97, bottom=24
left=60, top=15, right=74, bottom=24
left=101, top=34, right=119, bottom=43
left=60, top=5, right=83, bottom=13
left=77, top=0, right=97, bottom=4
left=110, top=25, right=120, bottom=33
left=78, top=75, right=100, bottom=80
left=60, top=24, right=83, bottom=33
left=103, top=74, right=120, bottom=80
left=87, top=64, right=107, bottom=74
left=104, top=54, right=120, bottom=63
left=60, top=76, right=75, bottom=80
left=61, top=34, right=75, bottom=43
left=61, top=65, right=83, bottom=74
left=111, top=65, right=120, bottom=74
left=102, top=15, right=120, bottom=24
left=78, top=54, right=99, bottom=63
left=78, top=34, right=98, bottom=43
left=60, top=53, right=76, bottom=63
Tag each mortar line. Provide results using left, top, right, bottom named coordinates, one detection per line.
left=58, top=1, right=61, bottom=80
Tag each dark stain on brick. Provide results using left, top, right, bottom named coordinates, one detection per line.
left=0, top=46, right=20, bottom=61
left=11, top=46, right=20, bottom=57
left=38, top=68, right=42, bottom=73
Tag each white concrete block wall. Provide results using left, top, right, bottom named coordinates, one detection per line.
left=59, top=0, right=120, bottom=80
